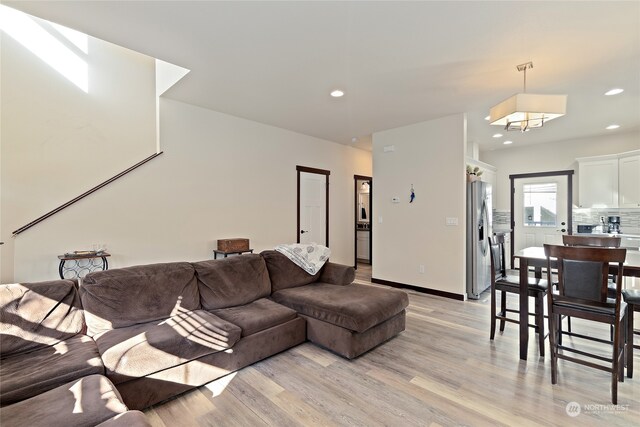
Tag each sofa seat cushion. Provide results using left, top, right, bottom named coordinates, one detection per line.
left=212, top=298, right=298, bottom=337
left=0, top=334, right=104, bottom=406
left=272, top=283, right=409, bottom=333
left=0, top=375, right=128, bottom=427
left=95, top=310, right=241, bottom=384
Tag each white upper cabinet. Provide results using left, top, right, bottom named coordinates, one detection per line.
left=619, top=153, right=640, bottom=208
left=578, top=157, right=618, bottom=208
left=577, top=150, right=640, bottom=208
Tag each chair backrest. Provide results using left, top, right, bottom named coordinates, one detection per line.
left=562, top=234, right=621, bottom=248
left=488, top=235, right=506, bottom=282
left=544, top=244, right=626, bottom=303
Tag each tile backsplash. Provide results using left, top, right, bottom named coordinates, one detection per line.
left=573, top=208, right=640, bottom=233
left=492, top=208, right=640, bottom=234
left=493, top=209, right=510, bottom=227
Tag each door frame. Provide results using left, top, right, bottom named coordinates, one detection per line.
left=509, top=169, right=574, bottom=267
left=296, top=165, right=330, bottom=246
left=354, top=175, right=372, bottom=269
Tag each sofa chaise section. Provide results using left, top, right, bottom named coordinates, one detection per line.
left=0, top=280, right=104, bottom=406
left=262, top=250, right=408, bottom=358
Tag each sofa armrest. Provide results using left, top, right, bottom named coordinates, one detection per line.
left=319, top=262, right=355, bottom=286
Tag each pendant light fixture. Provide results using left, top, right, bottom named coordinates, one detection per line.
left=490, top=62, right=567, bottom=132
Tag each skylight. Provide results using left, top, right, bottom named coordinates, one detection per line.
left=0, top=5, right=88, bottom=92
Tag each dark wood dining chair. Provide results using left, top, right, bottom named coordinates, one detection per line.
left=544, top=244, right=627, bottom=404
left=489, top=235, right=548, bottom=356
left=562, top=234, right=622, bottom=248
left=622, top=288, right=640, bottom=378
left=561, top=234, right=622, bottom=342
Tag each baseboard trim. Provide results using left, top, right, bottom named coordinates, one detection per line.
left=371, top=277, right=465, bottom=301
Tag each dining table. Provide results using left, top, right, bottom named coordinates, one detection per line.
left=513, top=246, right=640, bottom=360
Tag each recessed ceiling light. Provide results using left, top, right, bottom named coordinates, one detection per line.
left=330, top=89, right=345, bottom=98
left=604, top=88, right=624, bottom=96
left=503, top=140, right=513, bottom=145
left=606, top=124, right=620, bottom=130
left=492, top=133, right=503, bottom=138
left=484, top=115, right=491, bottom=121
left=351, top=137, right=358, bottom=143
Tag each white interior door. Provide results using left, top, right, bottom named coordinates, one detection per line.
left=514, top=176, right=568, bottom=255
left=299, top=171, right=327, bottom=245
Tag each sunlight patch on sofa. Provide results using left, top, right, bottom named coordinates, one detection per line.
left=53, top=340, right=69, bottom=355
left=69, top=379, right=85, bottom=414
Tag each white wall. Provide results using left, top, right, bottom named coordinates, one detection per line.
left=481, top=131, right=640, bottom=210
left=372, top=114, right=466, bottom=297
left=8, top=98, right=371, bottom=282
left=1, top=15, right=157, bottom=282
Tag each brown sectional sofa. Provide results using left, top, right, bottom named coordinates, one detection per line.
left=1, top=250, right=408, bottom=422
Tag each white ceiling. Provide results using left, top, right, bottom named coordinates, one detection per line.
left=7, top=1, right=640, bottom=152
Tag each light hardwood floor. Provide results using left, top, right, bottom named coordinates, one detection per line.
left=145, top=269, right=638, bottom=426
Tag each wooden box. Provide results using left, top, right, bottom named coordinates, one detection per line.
left=217, top=238, right=250, bottom=252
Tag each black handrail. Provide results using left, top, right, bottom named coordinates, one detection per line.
left=12, top=151, right=163, bottom=236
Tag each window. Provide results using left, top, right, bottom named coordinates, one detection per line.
left=523, top=182, right=557, bottom=227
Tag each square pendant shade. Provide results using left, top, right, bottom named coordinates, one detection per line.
left=490, top=93, right=567, bottom=130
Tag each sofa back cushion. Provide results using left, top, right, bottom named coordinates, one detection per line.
left=261, top=250, right=322, bottom=292
left=192, top=254, right=271, bottom=310
left=0, top=280, right=84, bottom=357
left=80, top=262, right=199, bottom=336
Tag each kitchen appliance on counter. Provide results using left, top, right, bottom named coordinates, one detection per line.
left=577, top=224, right=595, bottom=233
left=466, top=180, right=492, bottom=299
left=607, top=216, right=621, bottom=234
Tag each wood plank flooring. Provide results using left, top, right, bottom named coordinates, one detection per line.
left=145, top=266, right=638, bottom=426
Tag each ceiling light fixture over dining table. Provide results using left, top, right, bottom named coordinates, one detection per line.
left=490, top=61, right=567, bottom=132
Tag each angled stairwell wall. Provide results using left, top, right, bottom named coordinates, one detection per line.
left=1, top=9, right=157, bottom=281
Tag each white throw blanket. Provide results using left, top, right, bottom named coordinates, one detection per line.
left=275, top=243, right=331, bottom=275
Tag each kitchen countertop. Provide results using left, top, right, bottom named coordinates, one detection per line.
left=575, top=232, right=640, bottom=249
left=576, top=232, right=640, bottom=239
left=492, top=227, right=513, bottom=234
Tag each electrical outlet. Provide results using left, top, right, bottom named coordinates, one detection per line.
left=419, top=265, right=425, bottom=274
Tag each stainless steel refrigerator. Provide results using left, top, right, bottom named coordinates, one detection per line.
left=466, top=180, right=492, bottom=299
